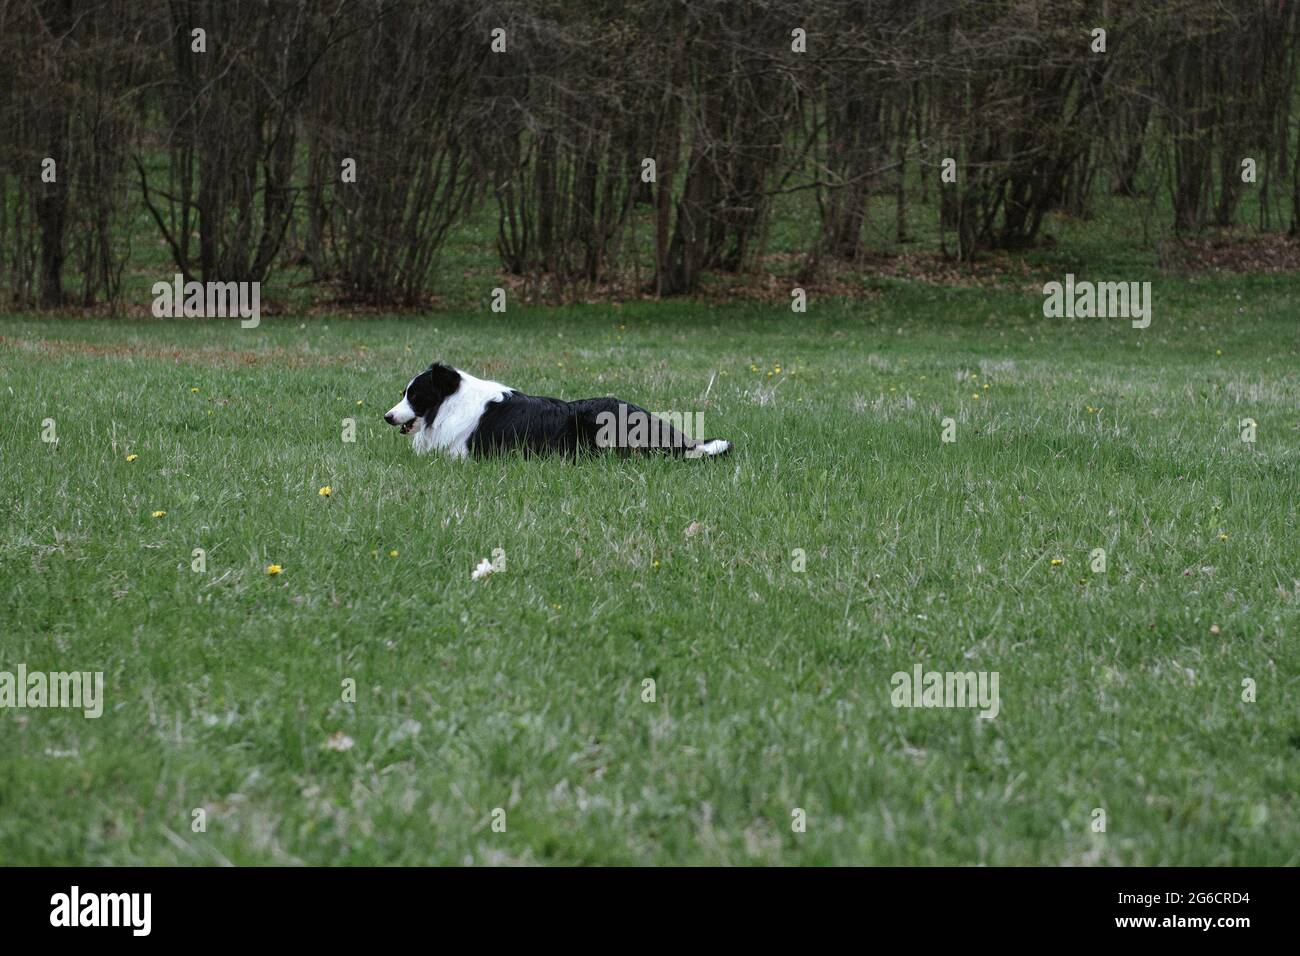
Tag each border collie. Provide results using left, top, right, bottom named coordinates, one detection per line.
left=383, top=362, right=732, bottom=460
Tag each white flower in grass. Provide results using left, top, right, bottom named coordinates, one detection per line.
left=471, top=558, right=495, bottom=581
left=324, top=731, right=354, bottom=752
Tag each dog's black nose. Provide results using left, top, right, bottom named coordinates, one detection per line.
left=384, top=412, right=396, bottom=425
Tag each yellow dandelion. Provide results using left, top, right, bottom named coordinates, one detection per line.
left=972, top=393, right=980, bottom=400
left=1218, top=533, right=1229, bottom=541
left=125, top=454, right=138, bottom=462
left=190, top=387, right=200, bottom=393
left=356, top=400, right=363, bottom=406
left=652, top=560, right=660, bottom=568
left=318, top=486, right=332, bottom=497
left=389, top=550, right=399, bottom=558
left=266, top=564, right=283, bottom=575
left=1050, top=558, right=1063, bottom=567
left=151, top=510, right=166, bottom=518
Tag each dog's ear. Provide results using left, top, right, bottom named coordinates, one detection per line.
left=427, top=362, right=461, bottom=395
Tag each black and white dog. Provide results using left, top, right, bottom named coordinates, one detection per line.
left=383, top=362, right=732, bottom=459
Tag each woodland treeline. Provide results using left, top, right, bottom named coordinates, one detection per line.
left=1, top=0, right=1298, bottom=308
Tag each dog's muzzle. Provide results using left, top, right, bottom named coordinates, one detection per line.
left=384, top=412, right=416, bottom=435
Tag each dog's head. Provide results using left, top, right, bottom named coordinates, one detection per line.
left=384, top=362, right=462, bottom=437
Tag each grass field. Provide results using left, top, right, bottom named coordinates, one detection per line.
left=1, top=272, right=1299, bottom=865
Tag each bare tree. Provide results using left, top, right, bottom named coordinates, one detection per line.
left=1, top=0, right=1298, bottom=308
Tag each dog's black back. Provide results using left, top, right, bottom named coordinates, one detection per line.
left=470, top=395, right=692, bottom=458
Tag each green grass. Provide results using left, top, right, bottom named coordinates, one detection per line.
left=1, top=273, right=1299, bottom=865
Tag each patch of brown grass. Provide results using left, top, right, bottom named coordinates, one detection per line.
left=1160, top=231, right=1300, bottom=273
left=0, top=335, right=358, bottom=368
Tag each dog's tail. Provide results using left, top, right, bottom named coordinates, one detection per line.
left=573, top=398, right=732, bottom=458
left=683, top=438, right=732, bottom=458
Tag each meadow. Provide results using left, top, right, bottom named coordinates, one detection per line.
left=1, top=263, right=1298, bottom=864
